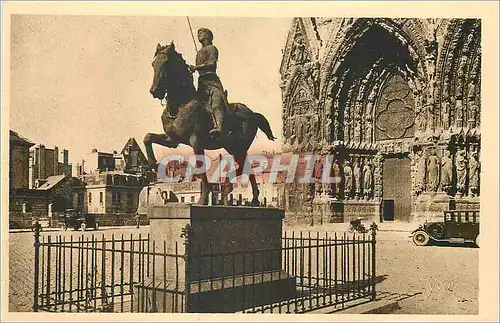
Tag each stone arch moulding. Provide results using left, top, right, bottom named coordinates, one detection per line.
left=435, top=19, right=481, bottom=131
left=282, top=69, right=318, bottom=151
left=280, top=18, right=320, bottom=78
left=322, top=22, right=425, bottom=144
left=320, top=18, right=428, bottom=103
left=283, top=67, right=318, bottom=110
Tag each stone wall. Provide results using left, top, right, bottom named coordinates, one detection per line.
left=10, top=145, right=31, bottom=190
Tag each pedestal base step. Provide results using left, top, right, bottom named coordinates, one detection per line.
left=133, top=270, right=296, bottom=313
left=188, top=270, right=296, bottom=313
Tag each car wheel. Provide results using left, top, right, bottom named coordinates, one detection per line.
left=81, top=223, right=87, bottom=232
left=412, top=231, right=430, bottom=246
left=475, top=234, right=480, bottom=248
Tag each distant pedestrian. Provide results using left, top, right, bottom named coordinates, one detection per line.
left=135, top=214, right=140, bottom=229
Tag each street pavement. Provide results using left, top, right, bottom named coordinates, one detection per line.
left=8, top=224, right=477, bottom=314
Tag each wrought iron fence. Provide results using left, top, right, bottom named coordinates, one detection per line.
left=32, top=226, right=185, bottom=313
left=33, top=223, right=377, bottom=313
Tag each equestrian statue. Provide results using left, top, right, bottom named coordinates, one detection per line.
left=144, top=28, right=276, bottom=206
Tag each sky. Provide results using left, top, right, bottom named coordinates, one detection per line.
left=9, top=15, right=292, bottom=166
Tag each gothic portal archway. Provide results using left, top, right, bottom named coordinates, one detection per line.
left=328, top=23, right=418, bottom=221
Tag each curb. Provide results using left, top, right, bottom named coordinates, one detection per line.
left=310, top=299, right=400, bottom=314
left=9, top=225, right=146, bottom=234
left=378, top=229, right=412, bottom=233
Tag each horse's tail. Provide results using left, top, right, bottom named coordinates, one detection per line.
left=253, top=112, right=277, bottom=141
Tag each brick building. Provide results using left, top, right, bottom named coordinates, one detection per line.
left=73, top=172, right=148, bottom=214
left=29, top=144, right=72, bottom=189
left=9, top=130, right=34, bottom=190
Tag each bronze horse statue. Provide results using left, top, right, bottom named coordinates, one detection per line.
left=144, top=42, right=276, bottom=205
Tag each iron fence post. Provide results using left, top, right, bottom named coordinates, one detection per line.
left=181, top=224, right=192, bottom=313
left=370, top=222, right=378, bottom=301
left=33, top=220, right=42, bottom=312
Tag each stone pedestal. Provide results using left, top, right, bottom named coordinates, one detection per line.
left=309, top=199, right=379, bottom=223
left=414, top=193, right=480, bottom=223
left=453, top=196, right=480, bottom=211
left=343, top=200, right=380, bottom=223
left=134, top=204, right=296, bottom=313
left=414, top=192, right=449, bottom=222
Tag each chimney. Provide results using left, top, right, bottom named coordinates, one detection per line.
left=54, top=146, right=59, bottom=176
left=39, top=144, right=46, bottom=179
left=63, top=149, right=69, bottom=165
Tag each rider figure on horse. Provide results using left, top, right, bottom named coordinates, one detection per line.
left=188, top=28, right=228, bottom=139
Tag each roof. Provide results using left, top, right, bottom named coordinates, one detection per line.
left=10, top=130, right=35, bottom=147
left=36, top=174, right=67, bottom=190
left=121, top=137, right=148, bottom=161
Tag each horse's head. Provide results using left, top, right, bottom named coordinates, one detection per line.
left=149, top=42, right=194, bottom=101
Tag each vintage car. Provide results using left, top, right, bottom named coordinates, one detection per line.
left=62, top=210, right=99, bottom=231
left=411, top=210, right=479, bottom=247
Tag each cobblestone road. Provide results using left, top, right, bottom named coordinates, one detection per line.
left=8, top=225, right=478, bottom=314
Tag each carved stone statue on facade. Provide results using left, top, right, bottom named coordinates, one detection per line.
left=468, top=82, right=476, bottom=99
left=353, top=157, right=361, bottom=199
left=314, top=156, right=324, bottom=196
left=321, top=151, right=331, bottom=196
left=455, top=99, right=463, bottom=128
left=289, top=118, right=296, bottom=145
left=312, top=115, right=320, bottom=142
left=330, top=157, right=342, bottom=200
left=325, top=116, right=333, bottom=143
left=414, top=90, right=427, bottom=132
left=291, top=36, right=307, bottom=64
left=468, top=152, right=480, bottom=197
left=343, top=159, right=353, bottom=199
left=424, top=38, right=438, bottom=81
left=455, top=149, right=468, bottom=197
left=426, top=150, right=440, bottom=192
left=363, top=160, right=373, bottom=199
left=442, top=99, right=450, bottom=130
left=440, top=149, right=453, bottom=193
left=415, top=149, right=427, bottom=195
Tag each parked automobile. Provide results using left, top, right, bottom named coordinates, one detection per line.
left=62, top=210, right=99, bottom=231
left=411, top=210, right=479, bottom=247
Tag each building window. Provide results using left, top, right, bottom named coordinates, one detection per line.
left=190, top=196, right=195, bottom=203
left=88, top=192, right=92, bottom=204
left=100, top=192, right=103, bottom=204
left=23, top=203, right=32, bottom=213
left=181, top=196, right=185, bottom=203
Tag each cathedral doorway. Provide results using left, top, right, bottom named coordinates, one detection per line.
left=382, top=156, right=412, bottom=222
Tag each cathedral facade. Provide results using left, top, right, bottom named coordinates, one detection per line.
left=279, top=18, right=481, bottom=223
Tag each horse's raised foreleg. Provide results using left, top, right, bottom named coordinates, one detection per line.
left=143, top=133, right=177, bottom=170
left=248, top=173, right=260, bottom=206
